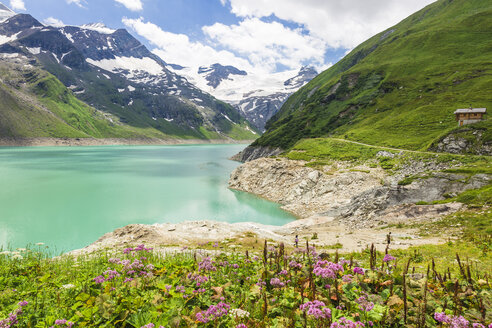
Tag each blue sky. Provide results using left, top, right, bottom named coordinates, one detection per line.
left=7, top=0, right=436, bottom=75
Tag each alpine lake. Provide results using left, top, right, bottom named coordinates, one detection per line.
left=0, top=144, right=295, bottom=252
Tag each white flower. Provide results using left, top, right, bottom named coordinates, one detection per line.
left=229, top=308, right=250, bottom=318
left=12, top=254, right=23, bottom=260
left=0, top=251, right=10, bottom=255
left=61, top=284, right=76, bottom=289
left=16, top=248, right=26, bottom=252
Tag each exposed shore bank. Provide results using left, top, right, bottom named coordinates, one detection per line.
left=0, top=137, right=255, bottom=147
left=70, top=151, right=489, bottom=256
left=70, top=218, right=445, bottom=257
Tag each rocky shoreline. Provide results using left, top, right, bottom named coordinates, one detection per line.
left=0, top=137, right=254, bottom=147
left=228, top=157, right=487, bottom=229
left=70, top=154, right=490, bottom=256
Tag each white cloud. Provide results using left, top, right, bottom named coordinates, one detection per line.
left=67, top=0, right=86, bottom=8
left=203, top=18, right=326, bottom=72
left=123, top=17, right=327, bottom=75
left=43, top=17, right=65, bottom=27
left=115, top=0, right=143, bottom=12
left=223, top=0, right=437, bottom=49
left=9, top=0, right=25, bottom=11
left=124, top=0, right=438, bottom=79
left=122, top=17, right=254, bottom=73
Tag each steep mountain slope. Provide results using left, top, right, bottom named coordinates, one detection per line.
left=0, top=53, right=169, bottom=139
left=0, top=12, right=258, bottom=141
left=251, top=0, right=491, bottom=152
left=175, top=64, right=317, bottom=131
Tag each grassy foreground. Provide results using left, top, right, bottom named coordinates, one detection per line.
left=0, top=239, right=491, bottom=328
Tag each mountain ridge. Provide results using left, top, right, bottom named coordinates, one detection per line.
left=248, top=0, right=491, bottom=155
left=176, top=64, right=317, bottom=131
left=0, top=11, right=258, bottom=141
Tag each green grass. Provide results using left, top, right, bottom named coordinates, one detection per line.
left=282, top=138, right=491, bottom=172
left=284, top=138, right=383, bottom=162
left=429, top=184, right=492, bottom=207
left=0, top=239, right=490, bottom=327
left=0, top=64, right=173, bottom=140
left=254, top=0, right=492, bottom=151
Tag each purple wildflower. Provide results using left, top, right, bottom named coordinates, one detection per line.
left=270, top=278, right=285, bottom=288
left=330, top=317, right=366, bottom=327
left=140, top=324, right=154, bottom=328
left=313, top=261, right=343, bottom=279
left=353, top=267, right=365, bottom=275
left=288, top=260, right=303, bottom=270
left=342, top=274, right=353, bottom=283
left=434, top=312, right=450, bottom=323
left=383, top=254, right=396, bottom=262
left=300, top=300, right=332, bottom=319
left=93, top=275, right=105, bottom=284
left=108, top=257, right=120, bottom=263
left=198, top=257, right=217, bottom=272
left=356, top=296, right=374, bottom=312
left=196, top=302, right=230, bottom=323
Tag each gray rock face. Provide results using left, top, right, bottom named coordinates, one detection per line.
left=236, top=92, right=289, bottom=131
left=432, top=130, right=492, bottom=155
left=198, top=63, right=247, bottom=88
left=230, top=145, right=283, bottom=162
left=339, top=173, right=489, bottom=227
left=229, top=158, right=490, bottom=229
left=236, top=66, right=318, bottom=131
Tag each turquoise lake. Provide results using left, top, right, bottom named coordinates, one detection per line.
left=0, top=144, right=295, bottom=252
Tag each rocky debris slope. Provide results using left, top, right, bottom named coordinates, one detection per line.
left=229, top=158, right=490, bottom=229
left=230, top=145, right=284, bottom=162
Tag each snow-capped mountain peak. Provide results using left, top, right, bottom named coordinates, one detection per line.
left=0, top=2, right=15, bottom=23
left=284, top=66, right=318, bottom=89
left=79, top=23, right=116, bottom=35
left=197, top=63, right=247, bottom=88
left=172, top=63, right=317, bottom=131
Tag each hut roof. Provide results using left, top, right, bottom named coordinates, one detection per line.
left=454, top=108, right=487, bottom=114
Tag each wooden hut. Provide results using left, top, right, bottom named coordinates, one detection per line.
left=454, top=107, right=486, bottom=126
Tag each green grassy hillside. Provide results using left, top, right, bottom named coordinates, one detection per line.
left=0, top=61, right=172, bottom=140
left=254, top=0, right=492, bottom=150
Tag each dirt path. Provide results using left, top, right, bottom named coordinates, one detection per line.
left=330, top=138, right=467, bottom=156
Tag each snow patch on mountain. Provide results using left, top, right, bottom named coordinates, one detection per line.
left=26, top=46, right=41, bottom=54
left=86, top=56, right=164, bottom=75
left=79, top=23, right=116, bottom=35
left=171, top=64, right=317, bottom=131
left=0, top=30, right=19, bottom=44
left=176, top=65, right=297, bottom=103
